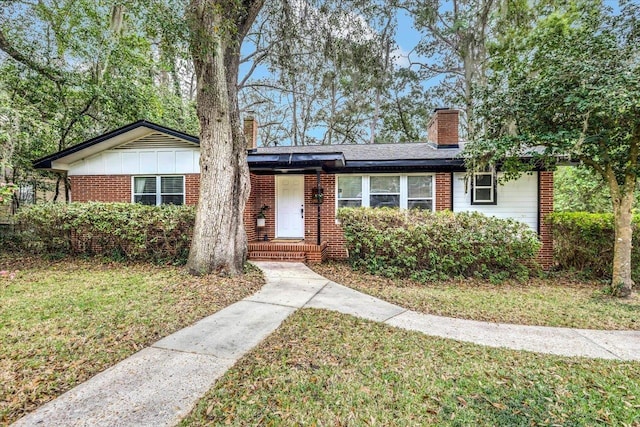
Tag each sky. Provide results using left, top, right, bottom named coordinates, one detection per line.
left=239, top=5, right=424, bottom=86
left=391, top=9, right=420, bottom=68
left=236, top=4, right=438, bottom=146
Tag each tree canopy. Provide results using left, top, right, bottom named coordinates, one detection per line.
left=467, top=0, right=640, bottom=296
left=0, top=0, right=196, bottom=199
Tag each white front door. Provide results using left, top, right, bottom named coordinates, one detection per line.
left=276, top=175, right=304, bottom=238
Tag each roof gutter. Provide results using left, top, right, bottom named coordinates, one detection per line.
left=247, top=152, right=346, bottom=171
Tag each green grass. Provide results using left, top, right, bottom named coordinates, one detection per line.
left=312, top=263, right=640, bottom=330
left=0, top=255, right=264, bottom=425
left=182, top=309, right=640, bottom=426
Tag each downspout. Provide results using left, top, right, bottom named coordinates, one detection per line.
left=316, top=169, right=321, bottom=245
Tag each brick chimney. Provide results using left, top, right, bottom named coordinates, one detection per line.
left=427, top=108, right=459, bottom=148
left=244, top=115, right=258, bottom=150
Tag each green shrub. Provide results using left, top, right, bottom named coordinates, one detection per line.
left=0, top=223, right=19, bottom=251
left=548, top=212, right=640, bottom=280
left=337, top=208, right=541, bottom=282
left=13, top=202, right=195, bottom=264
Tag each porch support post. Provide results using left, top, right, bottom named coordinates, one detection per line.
left=316, top=169, right=321, bottom=246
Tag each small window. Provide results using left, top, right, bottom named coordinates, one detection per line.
left=133, top=176, right=184, bottom=206
left=134, top=177, right=157, bottom=205
left=337, top=176, right=362, bottom=208
left=160, top=176, right=185, bottom=205
left=370, top=176, right=400, bottom=208
left=472, top=172, right=496, bottom=204
left=408, top=176, right=433, bottom=210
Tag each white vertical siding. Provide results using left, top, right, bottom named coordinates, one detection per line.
left=157, top=152, right=176, bottom=173
left=103, top=152, right=121, bottom=174
left=122, top=152, right=138, bottom=171
left=453, top=172, right=539, bottom=231
left=68, top=148, right=200, bottom=176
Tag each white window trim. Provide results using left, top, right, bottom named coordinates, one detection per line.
left=471, top=172, right=496, bottom=205
left=335, top=174, right=435, bottom=218
left=132, top=175, right=185, bottom=206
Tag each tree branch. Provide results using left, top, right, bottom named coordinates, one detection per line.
left=0, top=29, right=66, bottom=83
left=238, top=50, right=269, bottom=89
left=58, top=96, right=97, bottom=150
left=236, top=0, right=265, bottom=43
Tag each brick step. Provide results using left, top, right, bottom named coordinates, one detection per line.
left=248, top=251, right=306, bottom=262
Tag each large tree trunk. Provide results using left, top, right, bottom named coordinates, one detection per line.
left=185, top=1, right=257, bottom=275
left=611, top=188, right=635, bottom=297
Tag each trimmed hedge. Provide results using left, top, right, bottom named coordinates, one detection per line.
left=12, top=202, right=195, bottom=264
left=337, top=208, right=541, bottom=282
left=548, top=212, right=640, bottom=280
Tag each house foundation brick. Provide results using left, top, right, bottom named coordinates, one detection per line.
left=304, top=174, right=348, bottom=259
left=70, top=169, right=549, bottom=268
left=184, top=174, right=200, bottom=205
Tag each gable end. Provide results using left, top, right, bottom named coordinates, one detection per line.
left=113, top=132, right=199, bottom=150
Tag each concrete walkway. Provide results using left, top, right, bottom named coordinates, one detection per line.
left=13, top=262, right=640, bottom=426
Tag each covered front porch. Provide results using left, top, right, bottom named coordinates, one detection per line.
left=244, top=151, right=346, bottom=263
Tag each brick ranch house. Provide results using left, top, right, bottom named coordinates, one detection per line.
left=33, top=109, right=553, bottom=266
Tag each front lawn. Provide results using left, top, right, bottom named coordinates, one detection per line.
left=312, top=263, right=639, bottom=330
left=182, top=309, right=640, bottom=426
left=0, top=255, right=264, bottom=425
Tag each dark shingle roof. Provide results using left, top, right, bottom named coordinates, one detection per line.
left=33, top=119, right=468, bottom=173
left=254, top=142, right=463, bottom=161
left=248, top=142, right=466, bottom=173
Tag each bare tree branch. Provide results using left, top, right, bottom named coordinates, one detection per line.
left=238, top=50, right=270, bottom=89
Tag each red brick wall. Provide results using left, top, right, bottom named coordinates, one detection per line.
left=304, top=174, right=348, bottom=259
left=184, top=174, right=200, bottom=205
left=248, top=174, right=276, bottom=242
left=538, top=171, right=554, bottom=269
left=70, top=175, right=131, bottom=202
left=244, top=174, right=258, bottom=242
left=427, top=109, right=459, bottom=146
left=70, top=174, right=200, bottom=205
left=435, top=172, right=452, bottom=211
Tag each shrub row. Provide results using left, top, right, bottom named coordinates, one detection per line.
left=11, top=202, right=195, bottom=264
left=548, top=212, right=640, bottom=280
left=337, top=208, right=541, bottom=282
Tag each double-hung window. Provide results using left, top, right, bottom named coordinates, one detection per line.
left=337, top=176, right=363, bottom=207
left=133, top=176, right=185, bottom=206
left=370, top=176, right=400, bottom=208
left=407, top=176, right=433, bottom=210
left=336, top=175, right=434, bottom=210
left=471, top=172, right=496, bottom=205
